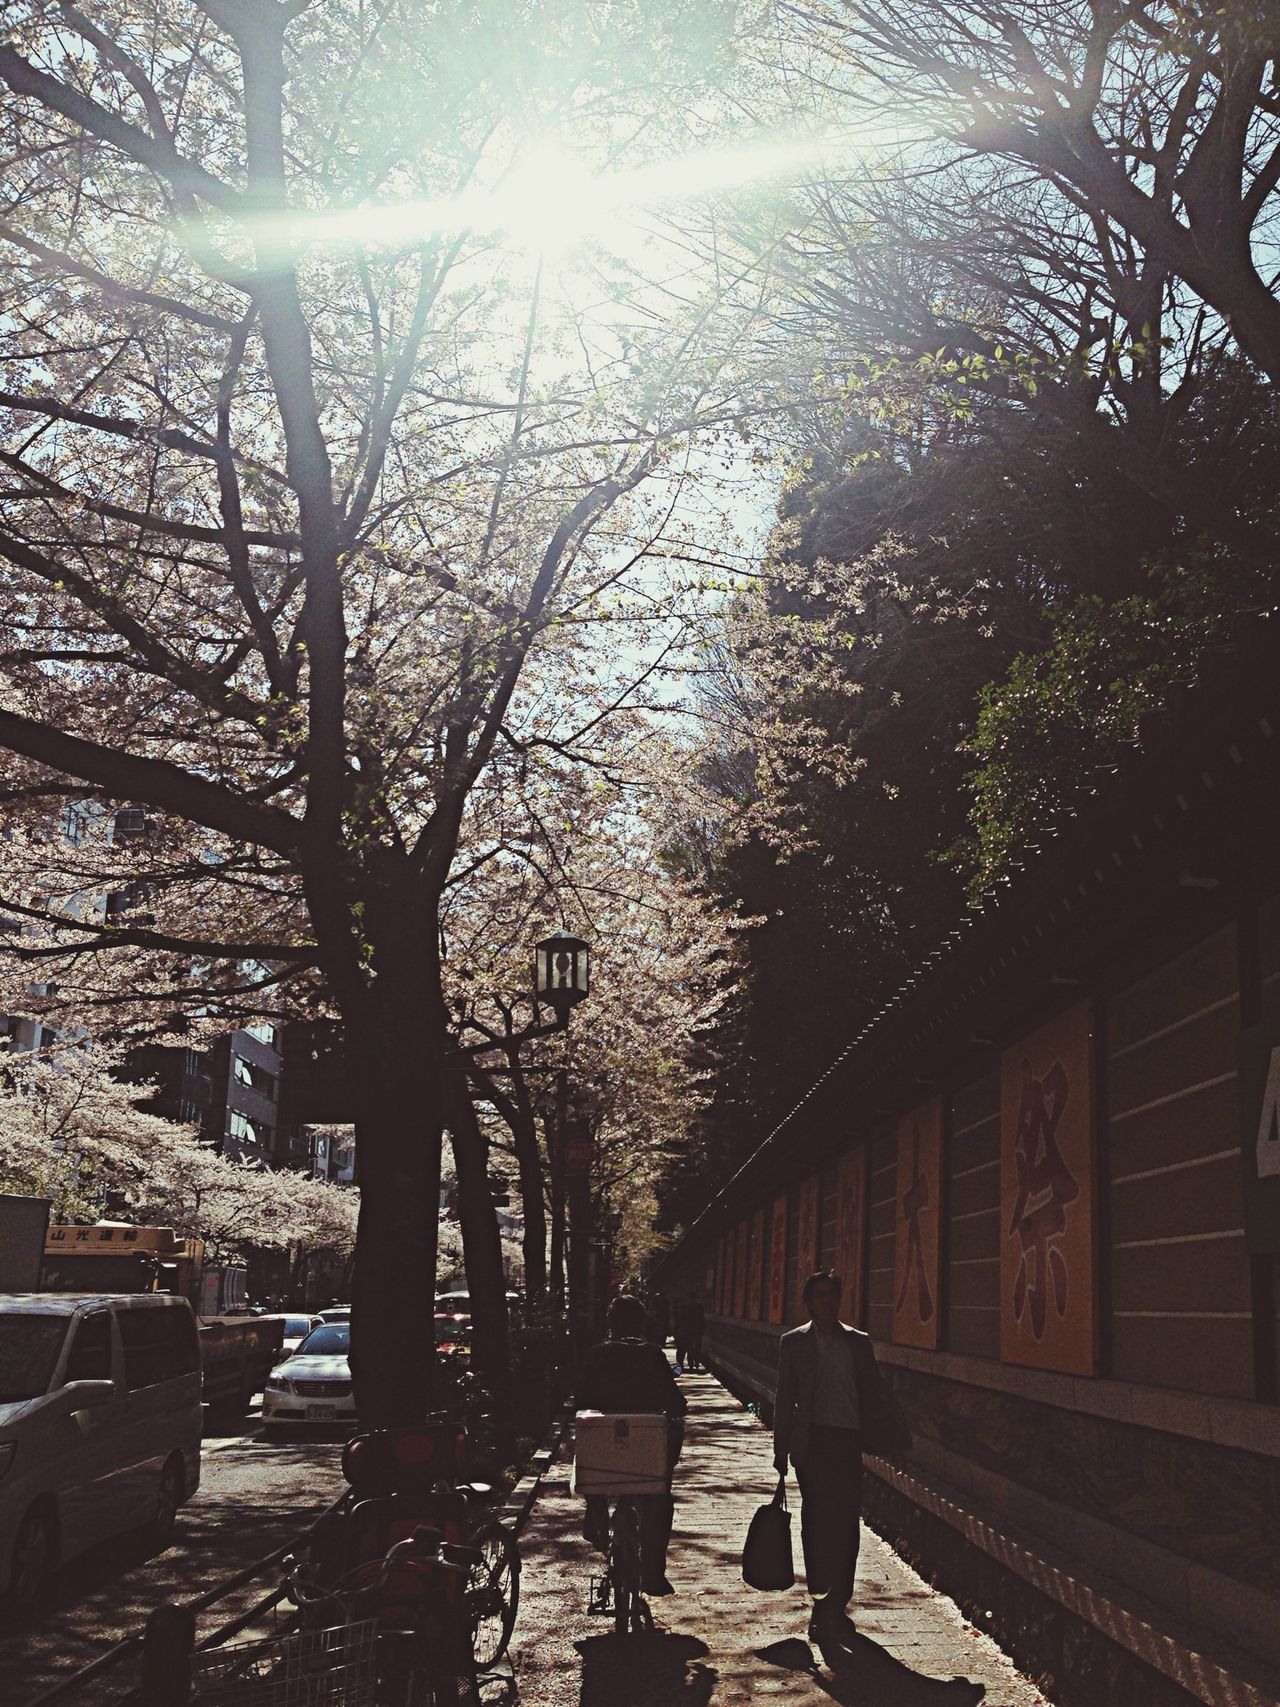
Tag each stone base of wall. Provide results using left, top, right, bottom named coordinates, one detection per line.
left=862, top=1473, right=1204, bottom=1707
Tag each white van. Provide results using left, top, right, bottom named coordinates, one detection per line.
left=0, top=1293, right=202, bottom=1609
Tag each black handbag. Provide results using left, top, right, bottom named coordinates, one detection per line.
left=742, top=1475, right=795, bottom=1590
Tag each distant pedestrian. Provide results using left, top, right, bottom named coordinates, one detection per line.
left=686, top=1294, right=704, bottom=1371
left=649, top=1291, right=671, bottom=1344
left=773, top=1270, right=912, bottom=1642
left=672, top=1294, right=702, bottom=1372
left=672, top=1297, right=691, bottom=1371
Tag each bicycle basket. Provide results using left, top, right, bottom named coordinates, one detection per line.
left=189, top=1618, right=378, bottom=1706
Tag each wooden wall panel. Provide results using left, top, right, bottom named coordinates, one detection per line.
left=1109, top=1319, right=1254, bottom=1399
left=1108, top=1074, right=1238, bottom=1176
left=947, top=1072, right=1001, bottom=1359
left=1110, top=1236, right=1250, bottom=1313
left=867, top=1129, right=897, bottom=1342
left=1255, top=891, right=1280, bottom=1026
left=1108, top=927, right=1237, bottom=1051
left=1110, top=1151, right=1245, bottom=1243
left=1108, top=926, right=1251, bottom=1397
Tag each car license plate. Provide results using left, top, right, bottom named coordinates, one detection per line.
left=311, top=1404, right=335, bottom=1421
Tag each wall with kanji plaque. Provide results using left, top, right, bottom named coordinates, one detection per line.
left=892, top=1098, right=943, bottom=1349
left=1000, top=1002, right=1097, bottom=1375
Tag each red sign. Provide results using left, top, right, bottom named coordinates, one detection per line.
left=893, top=1098, right=943, bottom=1350
left=834, top=1147, right=868, bottom=1328
left=732, top=1220, right=749, bottom=1317
left=1000, top=1003, right=1096, bottom=1375
left=748, top=1207, right=766, bottom=1320
left=794, top=1175, right=820, bottom=1321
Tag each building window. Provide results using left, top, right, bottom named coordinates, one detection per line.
left=233, top=1055, right=278, bottom=1100
left=227, top=1109, right=274, bottom=1150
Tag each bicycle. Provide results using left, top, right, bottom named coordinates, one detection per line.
left=310, top=1419, right=521, bottom=1673
left=575, top=1411, right=674, bottom=1636
left=589, top=1495, right=653, bottom=1636
left=280, top=1525, right=484, bottom=1705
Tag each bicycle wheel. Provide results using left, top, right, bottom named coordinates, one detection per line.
left=608, top=1503, right=639, bottom=1636
left=465, top=1520, right=520, bottom=1670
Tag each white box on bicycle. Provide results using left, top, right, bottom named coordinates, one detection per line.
left=572, top=1412, right=668, bottom=1495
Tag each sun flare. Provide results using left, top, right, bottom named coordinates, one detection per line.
left=240, top=128, right=848, bottom=261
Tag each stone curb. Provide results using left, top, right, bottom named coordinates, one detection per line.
left=493, top=1410, right=572, bottom=1540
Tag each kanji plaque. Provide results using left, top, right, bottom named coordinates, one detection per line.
left=732, top=1219, right=749, bottom=1317
left=1000, top=1002, right=1096, bottom=1374
left=834, top=1147, right=869, bottom=1328
left=768, top=1193, right=788, bottom=1324
left=892, top=1098, right=942, bottom=1349
left=794, top=1175, right=820, bottom=1321
left=749, top=1207, right=766, bottom=1319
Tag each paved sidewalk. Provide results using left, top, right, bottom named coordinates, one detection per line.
left=509, top=1371, right=1054, bottom=1707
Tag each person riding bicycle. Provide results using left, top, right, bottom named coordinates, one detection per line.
left=576, top=1293, right=686, bottom=1595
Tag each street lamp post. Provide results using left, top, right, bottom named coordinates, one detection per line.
left=534, top=929, right=590, bottom=1026
left=534, top=929, right=593, bottom=1355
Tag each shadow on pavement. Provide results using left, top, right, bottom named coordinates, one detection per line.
left=576, top=1631, right=714, bottom=1707
left=758, top=1628, right=987, bottom=1706
left=0, top=1463, right=342, bottom=1705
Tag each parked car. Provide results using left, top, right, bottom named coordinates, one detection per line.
left=259, top=1314, right=321, bottom=1360
left=433, top=1316, right=471, bottom=1359
left=316, top=1306, right=351, bottom=1324
left=0, top=1293, right=201, bottom=1610
left=261, top=1323, right=354, bottom=1431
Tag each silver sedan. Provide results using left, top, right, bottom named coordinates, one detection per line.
left=261, top=1323, right=355, bottom=1429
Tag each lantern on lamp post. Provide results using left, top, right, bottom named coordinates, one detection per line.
left=534, top=929, right=590, bottom=1026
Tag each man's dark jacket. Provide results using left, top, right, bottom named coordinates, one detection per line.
left=772, top=1321, right=912, bottom=1469
left=575, top=1336, right=686, bottom=1417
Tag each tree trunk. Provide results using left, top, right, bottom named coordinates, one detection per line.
left=346, top=983, right=444, bottom=1426
left=509, top=1082, right=548, bottom=1303
left=447, top=1082, right=511, bottom=1410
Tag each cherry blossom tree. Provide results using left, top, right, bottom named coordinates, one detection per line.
left=0, top=1037, right=357, bottom=1266
left=0, top=0, right=770, bottom=1419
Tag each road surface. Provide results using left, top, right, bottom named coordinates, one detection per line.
left=0, top=1405, right=346, bottom=1707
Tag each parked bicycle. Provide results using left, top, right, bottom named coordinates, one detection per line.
left=186, top=1527, right=483, bottom=1705
left=309, top=1417, right=520, bottom=1673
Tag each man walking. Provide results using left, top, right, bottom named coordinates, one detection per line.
left=773, top=1270, right=911, bottom=1640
